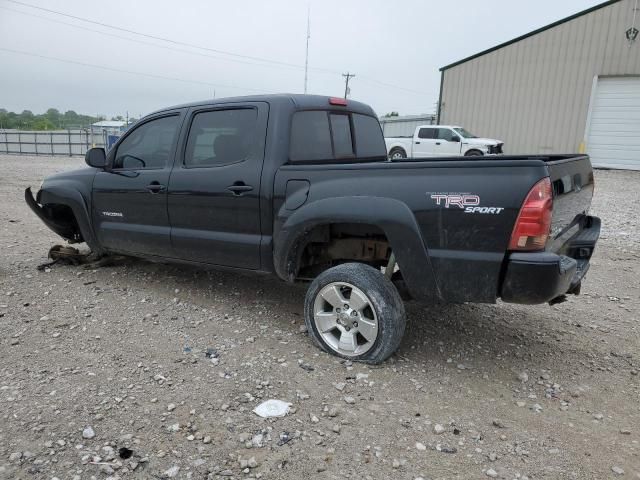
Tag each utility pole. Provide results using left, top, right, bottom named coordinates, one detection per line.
left=342, top=72, right=355, bottom=98
left=304, top=6, right=310, bottom=94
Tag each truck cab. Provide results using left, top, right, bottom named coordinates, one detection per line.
left=385, top=125, right=504, bottom=159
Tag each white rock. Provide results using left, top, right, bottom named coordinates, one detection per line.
left=82, top=426, right=95, bottom=439
left=518, top=372, right=529, bottom=383
left=167, top=403, right=176, bottom=412
left=611, top=466, right=624, bottom=475
left=415, top=442, right=427, bottom=451
left=253, top=399, right=291, bottom=418
left=9, top=452, right=22, bottom=462
left=164, top=465, right=180, bottom=478
left=486, top=468, right=498, bottom=478
left=433, top=424, right=445, bottom=434
left=343, top=396, right=356, bottom=404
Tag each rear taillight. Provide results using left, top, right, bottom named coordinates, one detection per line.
left=508, top=177, right=553, bottom=251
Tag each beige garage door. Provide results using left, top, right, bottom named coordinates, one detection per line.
left=586, top=76, right=640, bottom=170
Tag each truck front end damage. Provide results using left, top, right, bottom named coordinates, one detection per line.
left=25, top=187, right=83, bottom=243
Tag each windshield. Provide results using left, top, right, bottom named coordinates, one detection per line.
left=453, top=127, right=477, bottom=139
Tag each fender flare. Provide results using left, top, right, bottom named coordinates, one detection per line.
left=273, top=196, right=442, bottom=302
left=34, top=186, right=101, bottom=253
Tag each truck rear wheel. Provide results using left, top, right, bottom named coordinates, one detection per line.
left=304, top=263, right=406, bottom=364
left=389, top=148, right=407, bottom=160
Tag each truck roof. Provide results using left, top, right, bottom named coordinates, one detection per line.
left=149, top=94, right=377, bottom=118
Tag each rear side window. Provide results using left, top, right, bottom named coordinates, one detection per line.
left=418, top=127, right=436, bottom=139
left=184, top=108, right=257, bottom=167
left=290, top=111, right=385, bottom=162
left=290, top=111, right=332, bottom=162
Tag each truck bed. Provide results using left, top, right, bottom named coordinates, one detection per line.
left=275, top=153, right=594, bottom=304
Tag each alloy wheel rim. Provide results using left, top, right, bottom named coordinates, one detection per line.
left=313, top=282, right=378, bottom=356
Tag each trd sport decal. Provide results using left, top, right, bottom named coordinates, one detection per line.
left=428, top=193, right=504, bottom=214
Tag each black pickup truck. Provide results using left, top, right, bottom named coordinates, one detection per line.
left=26, top=94, right=600, bottom=363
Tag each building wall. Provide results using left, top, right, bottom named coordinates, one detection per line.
left=440, top=0, right=640, bottom=154
left=379, top=115, right=436, bottom=137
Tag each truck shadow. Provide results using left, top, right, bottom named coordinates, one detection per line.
left=117, top=257, right=570, bottom=377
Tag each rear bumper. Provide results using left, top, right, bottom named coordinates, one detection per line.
left=500, top=216, right=600, bottom=304
left=501, top=252, right=582, bottom=304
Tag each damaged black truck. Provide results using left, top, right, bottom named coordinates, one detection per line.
left=26, top=94, right=600, bottom=363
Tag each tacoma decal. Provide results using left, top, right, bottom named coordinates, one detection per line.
left=428, top=193, right=503, bottom=214
left=101, top=211, right=124, bottom=218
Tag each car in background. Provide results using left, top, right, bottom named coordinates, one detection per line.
left=385, top=125, right=504, bottom=159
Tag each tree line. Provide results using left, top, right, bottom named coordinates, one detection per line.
left=0, top=108, right=138, bottom=130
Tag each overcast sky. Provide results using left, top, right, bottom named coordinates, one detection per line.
left=0, top=0, right=603, bottom=118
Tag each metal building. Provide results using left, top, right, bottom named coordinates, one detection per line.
left=379, top=114, right=436, bottom=137
left=438, top=0, right=640, bottom=169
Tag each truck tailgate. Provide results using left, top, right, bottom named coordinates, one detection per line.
left=544, top=155, right=595, bottom=252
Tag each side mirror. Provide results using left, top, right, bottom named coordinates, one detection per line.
left=85, top=147, right=107, bottom=169
left=450, top=136, right=460, bottom=143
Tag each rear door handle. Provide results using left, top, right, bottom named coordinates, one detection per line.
left=415, top=141, right=420, bottom=144
left=435, top=142, right=441, bottom=145
left=227, top=183, right=253, bottom=195
left=146, top=182, right=166, bottom=193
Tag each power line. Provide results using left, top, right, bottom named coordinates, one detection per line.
left=0, top=47, right=269, bottom=93
left=0, top=5, right=328, bottom=74
left=3, top=0, right=432, bottom=96
left=5, top=0, right=335, bottom=73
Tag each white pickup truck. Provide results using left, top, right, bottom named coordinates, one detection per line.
left=385, top=125, right=504, bottom=159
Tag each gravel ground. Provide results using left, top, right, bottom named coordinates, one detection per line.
left=1, top=155, right=638, bottom=480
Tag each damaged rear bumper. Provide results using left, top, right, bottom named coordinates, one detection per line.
left=500, top=216, right=600, bottom=305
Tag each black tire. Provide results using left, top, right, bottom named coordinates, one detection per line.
left=464, top=149, right=483, bottom=157
left=389, top=148, right=407, bottom=160
left=304, top=263, right=406, bottom=364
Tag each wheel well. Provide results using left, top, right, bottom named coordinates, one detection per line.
left=390, top=147, right=406, bottom=155
left=42, top=203, right=83, bottom=242
left=295, top=223, right=391, bottom=280
left=464, top=149, right=483, bottom=156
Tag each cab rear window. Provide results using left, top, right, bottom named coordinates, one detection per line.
left=289, top=111, right=386, bottom=163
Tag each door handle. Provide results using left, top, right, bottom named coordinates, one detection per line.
left=415, top=141, right=420, bottom=144
left=227, top=182, right=254, bottom=196
left=146, top=182, right=166, bottom=193
left=435, top=142, right=441, bottom=145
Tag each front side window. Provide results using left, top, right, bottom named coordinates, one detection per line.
left=114, top=115, right=179, bottom=169
left=418, top=127, right=436, bottom=139
left=454, top=127, right=477, bottom=139
left=184, top=108, right=257, bottom=168
left=436, top=128, right=456, bottom=142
